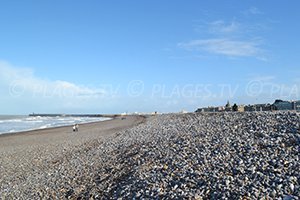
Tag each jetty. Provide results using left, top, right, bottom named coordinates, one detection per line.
left=29, top=113, right=119, bottom=118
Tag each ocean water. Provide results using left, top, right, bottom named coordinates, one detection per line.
left=0, top=115, right=110, bottom=135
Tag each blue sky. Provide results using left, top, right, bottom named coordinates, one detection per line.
left=0, top=0, right=300, bottom=114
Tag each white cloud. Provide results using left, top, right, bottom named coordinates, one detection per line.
left=178, top=7, right=270, bottom=61
left=178, top=38, right=264, bottom=58
left=0, top=61, right=116, bottom=113
left=243, top=7, right=263, bottom=15
left=208, top=20, right=240, bottom=34
left=249, top=75, right=276, bottom=82
left=0, top=61, right=106, bottom=99
left=0, top=61, right=34, bottom=82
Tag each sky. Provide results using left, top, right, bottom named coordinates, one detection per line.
left=0, top=0, right=300, bottom=114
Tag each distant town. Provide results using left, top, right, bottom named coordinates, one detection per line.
left=195, top=99, right=300, bottom=113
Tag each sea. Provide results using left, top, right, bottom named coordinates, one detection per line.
left=0, top=115, right=110, bottom=135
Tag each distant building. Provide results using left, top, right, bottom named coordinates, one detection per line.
left=217, top=106, right=225, bottom=112
left=225, top=100, right=232, bottom=111
left=237, top=105, right=245, bottom=112
left=195, top=106, right=219, bottom=113
left=244, top=105, right=256, bottom=112
left=297, top=102, right=300, bottom=111
left=195, top=99, right=300, bottom=113
left=291, top=100, right=300, bottom=111
left=204, top=107, right=217, bottom=112
left=195, top=108, right=205, bottom=112
left=292, top=102, right=296, bottom=110
left=256, top=104, right=272, bottom=111
left=273, top=99, right=293, bottom=110
left=244, top=104, right=271, bottom=112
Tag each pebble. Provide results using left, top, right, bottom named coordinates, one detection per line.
left=1, top=111, right=299, bottom=199
left=290, top=183, right=295, bottom=192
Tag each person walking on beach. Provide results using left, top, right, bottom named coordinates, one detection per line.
left=73, top=124, right=76, bottom=132
left=73, top=124, right=79, bottom=132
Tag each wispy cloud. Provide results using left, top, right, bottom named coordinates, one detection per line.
left=178, top=7, right=270, bottom=61
left=249, top=75, right=276, bottom=81
left=178, top=38, right=264, bottom=59
left=208, top=20, right=240, bottom=34
left=242, top=7, right=264, bottom=16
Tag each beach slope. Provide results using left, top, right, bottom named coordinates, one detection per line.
left=1, top=112, right=299, bottom=199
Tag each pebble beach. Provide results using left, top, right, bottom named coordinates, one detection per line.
left=0, top=112, right=299, bottom=199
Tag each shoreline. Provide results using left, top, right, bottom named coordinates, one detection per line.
left=0, top=117, right=113, bottom=137
left=0, top=115, right=146, bottom=152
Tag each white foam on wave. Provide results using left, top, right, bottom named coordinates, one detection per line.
left=57, top=118, right=68, bottom=121
left=26, top=117, right=43, bottom=121
left=38, top=124, right=51, bottom=129
left=0, top=116, right=111, bottom=134
left=25, top=120, right=44, bottom=123
left=8, top=119, right=23, bottom=122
